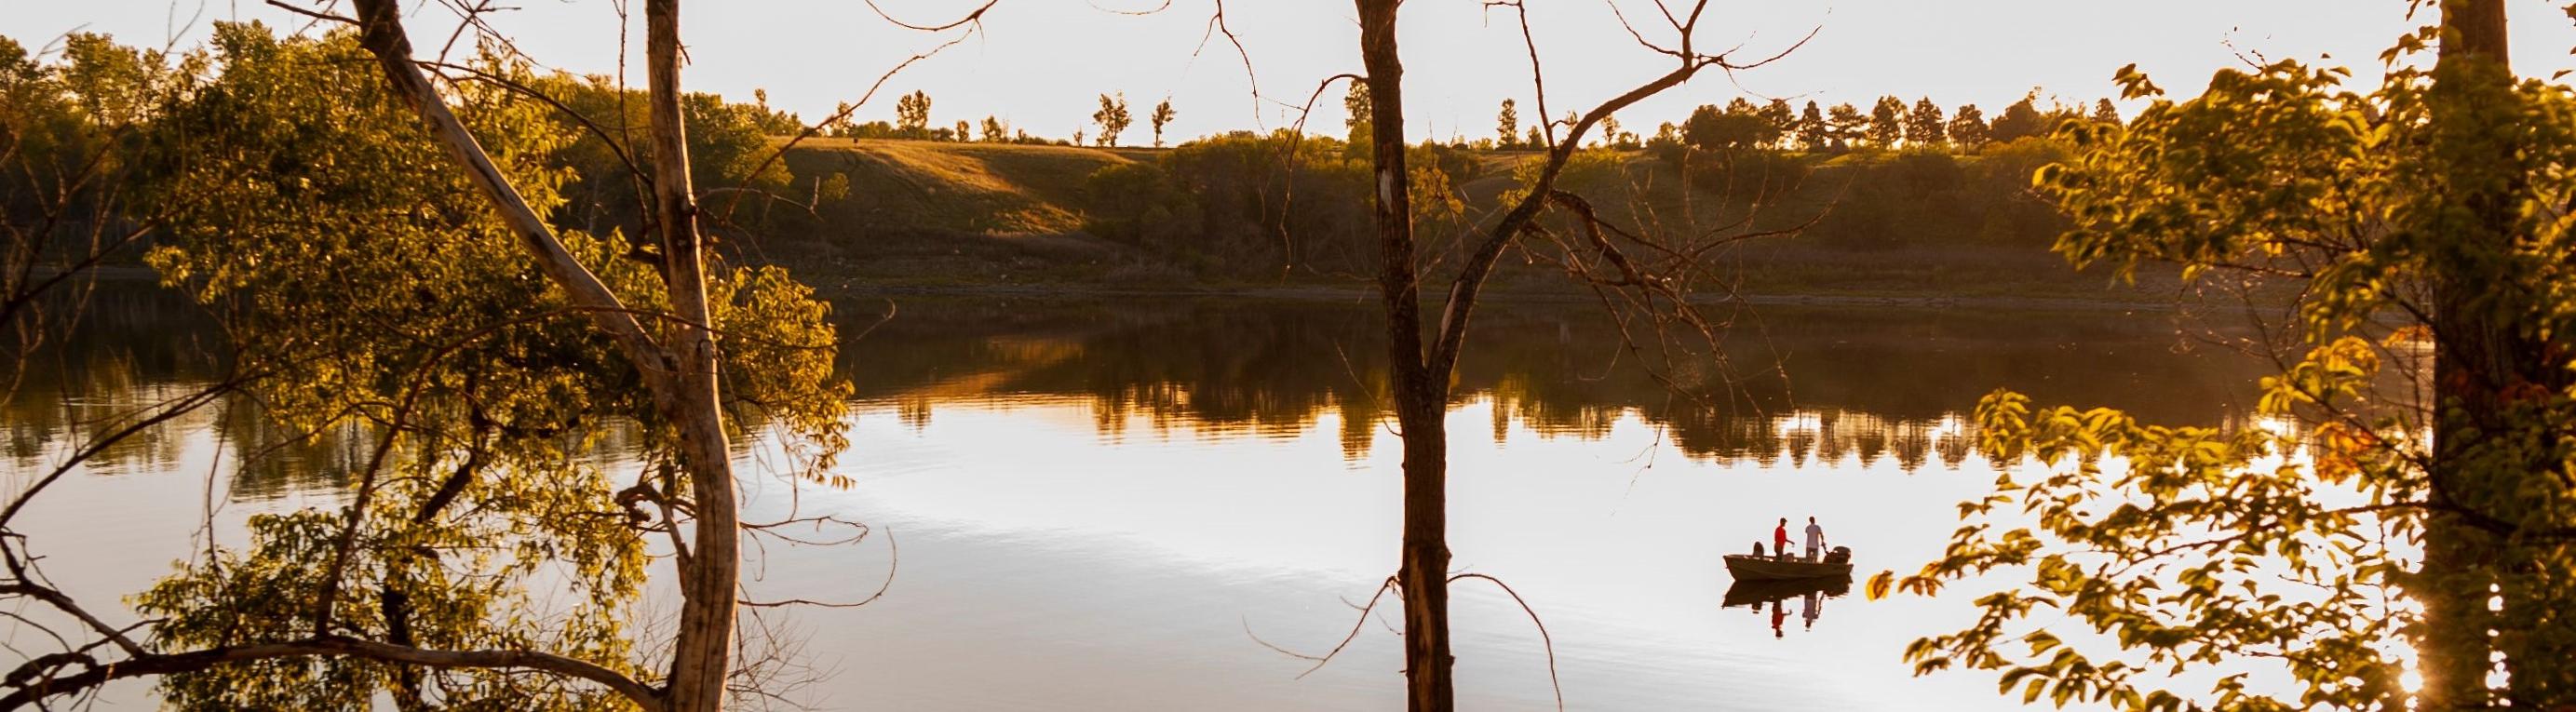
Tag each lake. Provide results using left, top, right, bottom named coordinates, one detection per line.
left=6, top=287, right=2279, bottom=709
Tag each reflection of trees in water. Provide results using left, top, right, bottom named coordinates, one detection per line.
left=4, top=286, right=227, bottom=477
left=1652, top=408, right=1978, bottom=470
left=838, top=297, right=2278, bottom=468
left=7, top=285, right=359, bottom=498
left=24, top=289, right=2300, bottom=494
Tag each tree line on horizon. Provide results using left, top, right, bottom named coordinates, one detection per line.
left=775, top=81, right=2115, bottom=158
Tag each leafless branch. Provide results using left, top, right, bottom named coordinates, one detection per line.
left=1245, top=576, right=1397, bottom=678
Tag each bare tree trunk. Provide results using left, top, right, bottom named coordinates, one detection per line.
left=1353, top=2, right=1454, bottom=709
left=644, top=2, right=741, bottom=710
left=350, top=0, right=738, bottom=708
left=2419, top=1, right=2518, bottom=709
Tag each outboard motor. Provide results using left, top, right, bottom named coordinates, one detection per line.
left=1824, top=546, right=1852, bottom=564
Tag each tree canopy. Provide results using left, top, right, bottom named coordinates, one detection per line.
left=1875, top=7, right=2576, bottom=708
left=8, top=22, right=856, bottom=708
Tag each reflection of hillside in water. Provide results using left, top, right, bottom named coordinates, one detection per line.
left=841, top=297, right=2276, bottom=469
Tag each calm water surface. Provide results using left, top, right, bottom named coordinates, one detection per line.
left=7, top=289, right=2274, bottom=710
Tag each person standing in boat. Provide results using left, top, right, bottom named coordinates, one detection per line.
left=1773, top=517, right=1791, bottom=561
left=1803, top=517, right=1827, bottom=562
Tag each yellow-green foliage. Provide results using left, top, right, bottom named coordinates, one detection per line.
left=1879, top=46, right=2576, bottom=711
left=129, top=23, right=851, bottom=708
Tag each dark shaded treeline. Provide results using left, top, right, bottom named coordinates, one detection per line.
left=1055, top=130, right=2092, bottom=287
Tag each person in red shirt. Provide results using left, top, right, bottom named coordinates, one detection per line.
left=1773, top=517, right=1790, bottom=560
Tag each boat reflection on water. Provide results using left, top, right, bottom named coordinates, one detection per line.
left=1723, top=577, right=1852, bottom=638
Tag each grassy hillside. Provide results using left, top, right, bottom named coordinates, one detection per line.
left=756, top=140, right=1156, bottom=286
left=751, top=138, right=2175, bottom=302
left=779, top=139, right=1136, bottom=235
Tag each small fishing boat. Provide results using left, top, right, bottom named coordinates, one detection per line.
left=1722, top=546, right=1854, bottom=582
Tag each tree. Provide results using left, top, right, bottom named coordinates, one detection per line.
left=981, top=114, right=1007, bottom=142
left=1796, top=100, right=1827, bottom=151
left=0, top=32, right=178, bottom=375
left=1151, top=98, right=1176, bottom=147
left=1904, top=97, right=1946, bottom=148
left=2091, top=97, right=2120, bottom=125
left=828, top=101, right=857, bottom=137
left=1988, top=93, right=2047, bottom=142
left=1947, top=103, right=1989, bottom=151
left=1093, top=92, right=1131, bottom=147
left=1597, top=114, right=1621, bottom=148
left=895, top=88, right=932, bottom=136
left=1760, top=99, right=1797, bottom=148
left=0, top=6, right=878, bottom=708
left=1878, top=1, right=2576, bottom=709
left=1868, top=95, right=1904, bottom=148
left=1495, top=98, right=1518, bottom=148
left=1350, top=1, right=1801, bottom=707
left=1682, top=101, right=1776, bottom=152
left=1641, top=121, right=1683, bottom=158
left=1827, top=102, right=1868, bottom=149
left=1344, top=82, right=1374, bottom=156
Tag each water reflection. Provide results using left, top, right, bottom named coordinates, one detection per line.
left=837, top=296, right=2271, bottom=468
left=14, top=289, right=2283, bottom=503
left=11, top=285, right=2293, bottom=710
left=0, top=286, right=380, bottom=499
left=1724, top=577, right=1853, bottom=638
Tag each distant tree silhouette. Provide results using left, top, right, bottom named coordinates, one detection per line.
left=1681, top=102, right=1776, bottom=151
left=1868, top=96, right=1904, bottom=149
left=953, top=120, right=970, bottom=142
left=895, top=89, right=932, bottom=137
left=1344, top=83, right=1373, bottom=155
left=1496, top=98, right=1519, bottom=148
left=1988, top=94, right=2047, bottom=141
left=1905, top=97, right=1946, bottom=147
left=1151, top=99, right=1176, bottom=147
left=1072, top=128, right=1086, bottom=146
left=981, top=115, right=1007, bottom=142
left=1827, top=102, right=1867, bottom=150
left=1724, top=97, right=1758, bottom=136
left=1598, top=114, right=1621, bottom=148
left=1760, top=99, right=1796, bottom=148
left=1797, top=101, right=1827, bottom=151
left=1947, top=103, right=1989, bottom=151
left=827, top=101, right=858, bottom=138
left=2090, top=97, right=2119, bottom=125
left=1093, top=92, right=1131, bottom=146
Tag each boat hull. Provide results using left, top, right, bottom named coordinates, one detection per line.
left=1722, top=554, right=1853, bottom=582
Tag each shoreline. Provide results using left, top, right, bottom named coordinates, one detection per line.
left=813, top=279, right=2190, bottom=313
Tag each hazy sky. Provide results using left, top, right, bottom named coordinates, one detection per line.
left=8, top=1, right=2576, bottom=143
